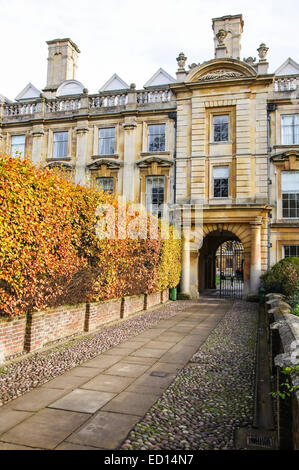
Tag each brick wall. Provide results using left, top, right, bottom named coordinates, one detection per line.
left=161, top=288, right=170, bottom=303
left=0, top=316, right=26, bottom=362
left=122, top=294, right=145, bottom=318
left=0, top=290, right=169, bottom=362
left=145, top=292, right=162, bottom=309
left=25, top=303, right=86, bottom=352
left=85, top=299, right=122, bottom=332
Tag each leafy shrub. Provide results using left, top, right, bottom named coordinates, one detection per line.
left=261, top=257, right=299, bottom=297
left=0, top=153, right=181, bottom=317
left=157, top=221, right=181, bottom=291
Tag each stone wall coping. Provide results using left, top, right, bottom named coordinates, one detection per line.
left=0, top=315, right=26, bottom=324
left=27, top=302, right=87, bottom=317
left=268, top=294, right=299, bottom=409
left=88, top=298, right=122, bottom=305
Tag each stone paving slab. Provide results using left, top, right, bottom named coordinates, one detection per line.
left=102, top=391, right=159, bottom=416
left=0, top=408, right=89, bottom=449
left=48, top=389, right=116, bottom=413
left=102, top=347, right=138, bottom=356
left=61, top=366, right=104, bottom=378
left=129, top=347, right=166, bottom=359
left=55, top=442, right=103, bottom=450
left=6, top=387, right=69, bottom=412
left=82, top=354, right=124, bottom=369
left=80, top=374, right=135, bottom=393
left=0, top=409, right=33, bottom=435
left=115, top=355, right=157, bottom=366
left=0, top=441, right=41, bottom=450
left=67, top=411, right=140, bottom=449
left=131, top=371, right=177, bottom=390
left=145, top=340, right=177, bottom=350
left=41, top=374, right=89, bottom=390
left=104, top=362, right=151, bottom=378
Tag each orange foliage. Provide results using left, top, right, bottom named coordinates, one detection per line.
left=0, top=154, right=177, bottom=317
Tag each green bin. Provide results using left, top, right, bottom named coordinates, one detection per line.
left=170, top=287, right=177, bottom=301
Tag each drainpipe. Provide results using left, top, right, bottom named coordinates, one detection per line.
left=168, top=112, right=177, bottom=204
left=266, top=103, right=277, bottom=270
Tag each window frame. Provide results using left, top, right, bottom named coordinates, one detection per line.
left=147, top=123, right=166, bottom=153
left=281, top=114, right=299, bottom=145
left=98, top=127, right=116, bottom=156
left=145, top=175, right=165, bottom=218
left=11, top=134, right=26, bottom=158
left=281, top=171, right=299, bottom=219
left=212, top=114, right=229, bottom=143
left=96, top=176, right=114, bottom=194
left=283, top=245, right=299, bottom=258
left=52, top=131, right=69, bottom=159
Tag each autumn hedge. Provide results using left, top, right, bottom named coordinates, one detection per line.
left=0, top=154, right=181, bottom=317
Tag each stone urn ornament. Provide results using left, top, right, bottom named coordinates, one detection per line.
left=257, top=43, right=269, bottom=62
left=176, top=52, right=187, bottom=70
left=244, top=57, right=256, bottom=66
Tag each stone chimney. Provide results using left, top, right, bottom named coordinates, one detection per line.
left=44, top=38, right=80, bottom=92
left=212, top=14, right=244, bottom=60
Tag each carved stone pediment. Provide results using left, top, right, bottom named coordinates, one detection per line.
left=87, top=158, right=123, bottom=170
left=186, top=59, right=257, bottom=84
left=271, top=150, right=299, bottom=170
left=136, top=155, right=173, bottom=168
left=198, top=69, right=244, bottom=81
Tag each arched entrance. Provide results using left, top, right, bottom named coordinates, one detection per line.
left=198, top=229, right=248, bottom=298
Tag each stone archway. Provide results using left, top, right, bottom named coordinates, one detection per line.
left=197, top=223, right=251, bottom=296
left=180, top=220, right=263, bottom=299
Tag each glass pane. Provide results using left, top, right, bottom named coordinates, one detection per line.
left=213, top=115, right=229, bottom=142
left=96, top=177, right=114, bottom=193
left=282, top=172, right=299, bottom=192
left=148, top=124, right=165, bottom=152
left=53, top=132, right=68, bottom=158
left=146, top=176, right=164, bottom=217
left=99, top=128, right=115, bottom=155
left=214, top=166, right=229, bottom=178
left=214, top=177, right=228, bottom=198
left=11, top=135, right=25, bottom=157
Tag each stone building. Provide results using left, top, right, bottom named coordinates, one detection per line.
left=0, top=14, right=298, bottom=299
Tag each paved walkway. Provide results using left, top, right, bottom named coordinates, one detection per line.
left=0, top=298, right=232, bottom=450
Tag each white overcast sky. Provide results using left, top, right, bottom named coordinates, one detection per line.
left=0, top=0, right=298, bottom=100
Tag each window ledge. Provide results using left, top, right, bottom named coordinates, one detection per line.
left=91, top=154, right=119, bottom=159
left=140, top=151, right=170, bottom=157
left=47, top=157, right=71, bottom=162
left=274, top=144, right=299, bottom=149
left=209, top=141, right=232, bottom=145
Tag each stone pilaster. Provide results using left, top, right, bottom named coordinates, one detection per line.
left=75, top=123, right=89, bottom=186
left=250, top=219, right=262, bottom=293
left=180, top=230, right=191, bottom=296
left=31, top=127, right=45, bottom=166
left=122, top=119, right=137, bottom=202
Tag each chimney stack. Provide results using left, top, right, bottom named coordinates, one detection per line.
left=212, top=14, right=244, bottom=60
left=44, top=38, right=80, bottom=93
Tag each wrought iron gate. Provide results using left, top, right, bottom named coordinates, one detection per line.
left=217, top=240, right=244, bottom=298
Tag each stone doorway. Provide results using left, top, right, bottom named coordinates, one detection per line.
left=198, top=229, right=247, bottom=298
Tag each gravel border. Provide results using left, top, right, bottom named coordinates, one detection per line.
left=0, top=300, right=198, bottom=406
left=120, top=300, right=258, bottom=450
